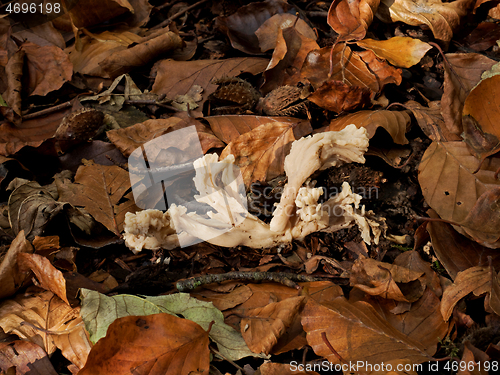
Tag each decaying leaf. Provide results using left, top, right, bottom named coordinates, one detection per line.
left=215, top=0, right=293, bottom=54
left=350, top=257, right=424, bottom=302
left=205, top=115, right=310, bottom=144
left=441, top=53, right=496, bottom=137
left=426, top=209, right=500, bottom=280
left=462, top=73, right=500, bottom=158
left=0, top=340, right=58, bottom=375
left=57, top=161, right=137, bottom=235
left=0, top=290, right=91, bottom=371
left=418, top=141, right=500, bottom=247
left=302, top=298, right=432, bottom=365
left=356, top=36, right=432, bottom=68
left=260, top=16, right=320, bottom=93
left=308, top=81, right=372, bottom=113
left=327, top=109, right=411, bottom=144
left=151, top=57, right=269, bottom=107
left=22, top=42, right=73, bottom=96
left=328, top=0, right=381, bottom=42
left=220, top=120, right=312, bottom=187
left=300, top=43, right=401, bottom=94
left=17, top=253, right=69, bottom=305
left=0, top=231, right=33, bottom=300
left=78, top=313, right=210, bottom=375
left=241, top=296, right=305, bottom=354
left=440, top=266, right=494, bottom=321
left=80, top=289, right=259, bottom=361
left=376, top=0, right=474, bottom=43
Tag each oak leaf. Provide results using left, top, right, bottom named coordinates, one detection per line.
left=79, top=313, right=210, bottom=375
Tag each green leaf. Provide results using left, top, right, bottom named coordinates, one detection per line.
left=80, top=289, right=265, bottom=361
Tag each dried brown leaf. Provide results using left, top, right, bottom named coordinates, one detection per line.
left=328, top=0, right=380, bottom=42
left=376, top=0, right=474, bottom=43
left=441, top=53, right=496, bottom=137
left=18, top=253, right=69, bottom=305
left=426, top=209, right=500, bottom=280
left=241, top=296, right=305, bottom=354
left=215, top=0, right=292, bottom=54
left=350, top=257, right=424, bottom=302
left=0, top=290, right=91, bottom=370
left=67, top=0, right=133, bottom=29
left=0, top=107, right=71, bottom=156
left=462, top=74, right=500, bottom=158
left=57, top=161, right=136, bottom=235
left=256, top=13, right=317, bottom=53
left=308, top=80, right=372, bottom=113
left=301, top=298, right=432, bottom=365
left=440, top=266, right=492, bottom=321
left=356, top=36, right=432, bottom=68
left=0, top=231, right=33, bottom=300
left=205, top=115, right=309, bottom=144
left=405, top=100, right=461, bottom=142
left=151, top=57, right=268, bottom=107
left=220, top=120, right=312, bottom=187
left=260, top=18, right=319, bottom=93
left=21, top=42, right=72, bottom=96
left=327, top=109, right=411, bottom=144
left=300, top=43, right=400, bottom=93
left=79, top=313, right=210, bottom=375
left=0, top=340, right=58, bottom=375
left=2, top=49, right=24, bottom=118
left=418, top=141, right=500, bottom=247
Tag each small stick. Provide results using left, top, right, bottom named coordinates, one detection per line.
left=176, top=271, right=326, bottom=292
left=22, top=101, right=73, bottom=120
left=151, top=0, right=210, bottom=30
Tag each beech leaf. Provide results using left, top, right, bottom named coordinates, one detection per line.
left=220, top=120, right=312, bottom=187
left=301, top=298, right=432, bottom=365
left=418, top=141, right=500, bottom=247
left=241, top=296, right=305, bottom=354
left=205, top=115, right=310, bottom=144
left=57, top=161, right=137, bottom=235
left=78, top=313, right=210, bottom=375
left=440, top=266, right=493, bottom=321
left=326, top=109, right=411, bottom=144
left=328, top=0, right=381, bottom=42
left=356, top=37, right=432, bottom=68
left=80, top=289, right=259, bottom=361
left=376, top=0, right=474, bottom=43
left=151, top=57, right=269, bottom=107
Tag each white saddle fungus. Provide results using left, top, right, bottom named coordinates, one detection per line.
left=123, top=124, right=383, bottom=253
